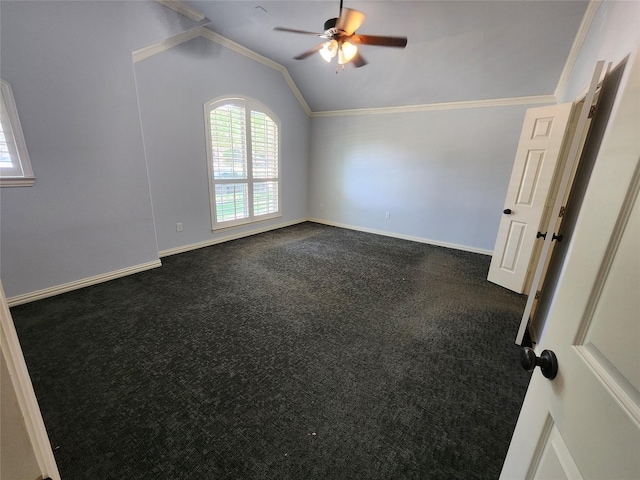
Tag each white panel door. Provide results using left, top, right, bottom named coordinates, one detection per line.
left=500, top=50, right=640, bottom=480
left=488, top=103, right=574, bottom=293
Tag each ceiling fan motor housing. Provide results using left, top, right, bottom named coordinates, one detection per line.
left=324, top=18, right=338, bottom=35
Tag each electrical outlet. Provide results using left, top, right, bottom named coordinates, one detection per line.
left=176, top=223, right=183, bottom=232
left=385, top=212, right=391, bottom=219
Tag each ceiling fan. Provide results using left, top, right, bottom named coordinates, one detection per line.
left=274, top=0, right=407, bottom=69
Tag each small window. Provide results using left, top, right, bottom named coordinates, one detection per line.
left=205, top=97, right=281, bottom=230
left=0, top=79, right=34, bottom=187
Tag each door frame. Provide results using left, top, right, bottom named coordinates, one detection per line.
left=0, top=281, right=60, bottom=480
left=528, top=57, right=629, bottom=343
left=515, top=60, right=605, bottom=345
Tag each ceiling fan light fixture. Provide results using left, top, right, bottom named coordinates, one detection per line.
left=338, top=41, right=357, bottom=64
left=275, top=1, right=406, bottom=69
left=319, top=40, right=338, bottom=63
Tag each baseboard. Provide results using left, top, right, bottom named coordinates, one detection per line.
left=306, top=218, right=493, bottom=256
left=7, top=260, right=162, bottom=307
left=6, top=217, right=490, bottom=306
left=158, top=218, right=309, bottom=257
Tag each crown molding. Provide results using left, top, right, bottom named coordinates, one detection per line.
left=154, top=0, right=205, bottom=22
left=554, top=0, right=603, bottom=100
left=134, top=2, right=602, bottom=119
left=132, top=26, right=205, bottom=64
left=132, top=27, right=312, bottom=115
left=310, top=94, right=557, bottom=117
left=133, top=28, right=554, bottom=117
left=198, top=29, right=312, bottom=116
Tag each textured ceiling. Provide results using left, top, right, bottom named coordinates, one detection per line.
left=186, top=1, right=590, bottom=112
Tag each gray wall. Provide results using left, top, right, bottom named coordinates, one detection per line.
left=0, top=1, right=207, bottom=298
left=307, top=1, right=640, bottom=254
left=1, top=1, right=638, bottom=299
left=308, top=105, right=543, bottom=252
left=0, top=1, right=308, bottom=299
left=560, top=1, right=640, bottom=103
left=134, top=37, right=309, bottom=253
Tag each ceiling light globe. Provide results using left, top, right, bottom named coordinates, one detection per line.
left=319, top=40, right=338, bottom=63
left=338, top=41, right=357, bottom=64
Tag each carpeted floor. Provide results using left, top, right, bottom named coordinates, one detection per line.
left=11, top=222, right=530, bottom=479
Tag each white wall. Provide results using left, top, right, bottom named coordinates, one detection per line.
left=308, top=104, right=545, bottom=252
left=134, top=36, right=309, bottom=253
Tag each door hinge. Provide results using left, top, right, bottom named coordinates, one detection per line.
left=535, top=290, right=542, bottom=300
left=588, top=104, right=597, bottom=118
left=559, top=206, right=566, bottom=218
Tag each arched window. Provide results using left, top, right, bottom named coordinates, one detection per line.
left=204, top=97, right=281, bottom=230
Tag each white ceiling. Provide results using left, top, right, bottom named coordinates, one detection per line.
left=185, top=1, right=590, bottom=112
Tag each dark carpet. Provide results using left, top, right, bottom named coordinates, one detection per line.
left=11, top=222, right=530, bottom=479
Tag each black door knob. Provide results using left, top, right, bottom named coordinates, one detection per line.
left=552, top=233, right=563, bottom=242
left=520, top=347, right=558, bottom=379
left=503, top=209, right=512, bottom=215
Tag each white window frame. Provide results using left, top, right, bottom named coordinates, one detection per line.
left=204, top=96, right=281, bottom=231
left=0, top=79, right=34, bottom=187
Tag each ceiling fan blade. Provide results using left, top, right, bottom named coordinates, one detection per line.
left=350, top=52, right=367, bottom=68
left=274, top=27, right=325, bottom=37
left=293, top=44, right=324, bottom=60
left=351, top=34, right=407, bottom=48
left=336, top=8, right=365, bottom=36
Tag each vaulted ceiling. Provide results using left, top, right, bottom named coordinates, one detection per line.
left=184, top=1, right=590, bottom=113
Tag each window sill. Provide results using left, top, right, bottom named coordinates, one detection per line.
left=212, top=213, right=282, bottom=232
left=0, top=177, right=35, bottom=187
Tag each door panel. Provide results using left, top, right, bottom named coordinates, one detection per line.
left=501, top=222, right=527, bottom=272
left=518, top=150, right=546, bottom=205
left=501, top=51, right=640, bottom=480
left=488, top=103, right=574, bottom=293
left=582, top=199, right=639, bottom=391
left=532, top=422, right=583, bottom=480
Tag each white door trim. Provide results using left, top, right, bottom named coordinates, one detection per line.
left=0, top=281, right=60, bottom=480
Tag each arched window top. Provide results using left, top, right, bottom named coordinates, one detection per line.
left=204, top=97, right=281, bottom=137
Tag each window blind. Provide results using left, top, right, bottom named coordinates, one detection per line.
left=0, top=79, right=34, bottom=186
left=210, top=104, right=247, bottom=180
left=0, top=121, right=12, bottom=168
